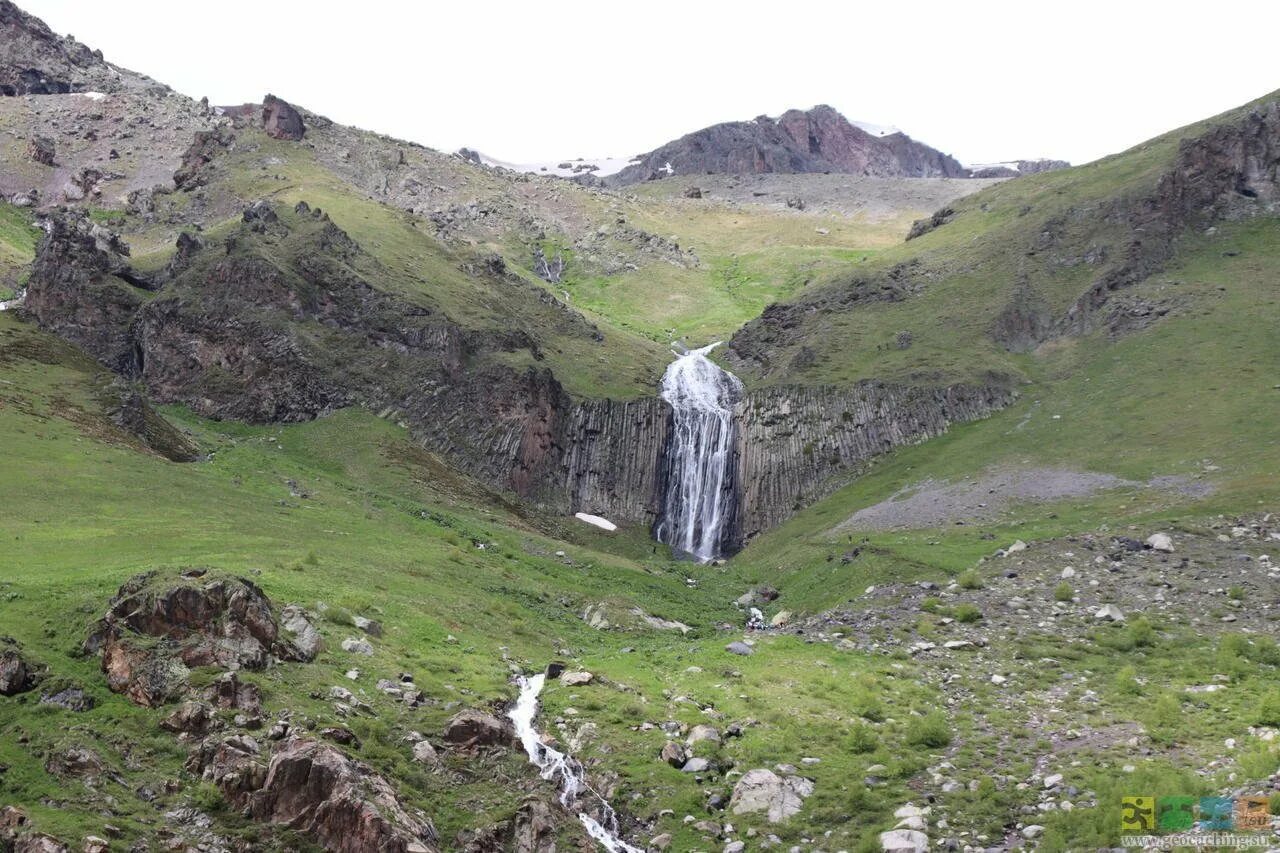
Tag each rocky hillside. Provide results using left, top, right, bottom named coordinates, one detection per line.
left=608, top=105, right=969, bottom=184
left=0, top=0, right=158, bottom=95
left=3, top=3, right=1280, bottom=851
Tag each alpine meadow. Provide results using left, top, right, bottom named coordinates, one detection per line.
left=1, top=3, right=1279, bottom=852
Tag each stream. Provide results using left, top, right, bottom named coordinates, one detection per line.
left=508, top=673, right=642, bottom=853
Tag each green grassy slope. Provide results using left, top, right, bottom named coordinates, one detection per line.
left=728, top=89, right=1280, bottom=391
left=0, top=313, right=952, bottom=850
left=733, top=214, right=1280, bottom=612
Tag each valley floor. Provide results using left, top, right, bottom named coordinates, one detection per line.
left=3, top=302, right=1280, bottom=852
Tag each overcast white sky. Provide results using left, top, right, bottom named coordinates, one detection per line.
left=21, top=0, right=1280, bottom=167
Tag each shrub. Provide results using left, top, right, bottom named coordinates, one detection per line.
left=953, top=603, right=983, bottom=623
left=1114, top=665, right=1142, bottom=696
left=853, top=690, right=885, bottom=723
left=906, top=711, right=953, bottom=748
left=957, top=571, right=984, bottom=590
left=1128, top=617, right=1156, bottom=648
left=192, top=782, right=225, bottom=813
left=920, top=597, right=941, bottom=614
left=1146, top=693, right=1184, bottom=745
left=845, top=722, right=879, bottom=754
left=1053, top=582, right=1074, bottom=602
left=1247, top=636, right=1280, bottom=666
left=1256, top=690, right=1280, bottom=727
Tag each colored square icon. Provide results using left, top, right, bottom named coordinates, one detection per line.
left=1157, top=796, right=1196, bottom=831
left=1199, top=796, right=1234, bottom=830
left=1234, top=796, right=1270, bottom=831
left=1121, top=796, right=1156, bottom=832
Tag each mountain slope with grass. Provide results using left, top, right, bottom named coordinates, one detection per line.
left=2, top=3, right=1280, bottom=851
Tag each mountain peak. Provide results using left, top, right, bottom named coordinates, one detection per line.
left=607, top=104, right=966, bottom=185
left=0, top=0, right=153, bottom=94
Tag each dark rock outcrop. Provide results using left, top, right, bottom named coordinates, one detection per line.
left=24, top=204, right=669, bottom=523
left=262, top=94, right=305, bottom=141
left=734, top=381, right=1016, bottom=541
left=0, top=0, right=128, bottom=96
left=609, top=105, right=966, bottom=185
left=905, top=206, right=954, bottom=240
left=85, top=571, right=288, bottom=707
left=968, top=159, right=1071, bottom=179
left=38, top=686, right=93, bottom=712
left=159, top=700, right=220, bottom=738
left=25, top=135, right=53, bottom=166
left=455, top=798, right=559, bottom=853
left=0, top=646, right=36, bottom=696
left=101, top=380, right=202, bottom=462
left=22, top=210, right=149, bottom=374
left=1060, top=100, right=1280, bottom=339
left=203, top=671, right=263, bottom=715
left=442, top=709, right=515, bottom=750
left=173, top=126, right=235, bottom=191
left=245, top=738, right=438, bottom=853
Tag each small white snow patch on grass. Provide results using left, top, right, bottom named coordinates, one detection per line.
left=574, top=512, right=617, bottom=532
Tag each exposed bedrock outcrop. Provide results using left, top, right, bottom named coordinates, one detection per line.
left=24, top=203, right=1012, bottom=542
left=734, top=381, right=1015, bottom=542
left=84, top=570, right=319, bottom=707
left=1059, top=99, right=1280, bottom=338
left=609, top=104, right=967, bottom=185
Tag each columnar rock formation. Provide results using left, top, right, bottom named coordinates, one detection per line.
left=735, top=382, right=1015, bottom=539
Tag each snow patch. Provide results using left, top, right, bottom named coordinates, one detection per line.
left=468, top=150, right=639, bottom=179
left=852, top=119, right=903, bottom=137
left=966, top=161, right=1021, bottom=173
left=574, top=512, right=618, bottom=532
left=79, top=91, right=106, bottom=102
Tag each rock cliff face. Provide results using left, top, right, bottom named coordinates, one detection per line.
left=1058, top=99, right=1280, bottom=340
left=23, top=204, right=1015, bottom=545
left=0, top=0, right=147, bottom=95
left=734, top=381, right=1015, bottom=540
left=609, top=105, right=967, bottom=185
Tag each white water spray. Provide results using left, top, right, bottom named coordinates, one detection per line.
left=0, top=289, right=25, bottom=312
left=508, top=674, right=642, bottom=853
left=654, top=342, right=743, bottom=562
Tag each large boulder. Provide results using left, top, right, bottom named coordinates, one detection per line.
left=729, top=768, right=814, bottom=823
left=442, top=710, right=514, bottom=749
left=879, top=829, right=929, bottom=853
left=84, top=571, right=291, bottom=707
left=25, top=135, right=54, bottom=166
left=203, top=671, right=263, bottom=715
left=247, top=738, right=438, bottom=852
left=159, top=700, right=220, bottom=739
left=262, top=94, right=305, bottom=141
left=0, top=647, right=37, bottom=696
left=279, top=605, right=325, bottom=662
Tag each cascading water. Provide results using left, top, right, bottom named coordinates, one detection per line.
left=509, top=673, right=642, bottom=853
left=654, top=342, right=743, bottom=562
left=0, top=289, right=24, bottom=312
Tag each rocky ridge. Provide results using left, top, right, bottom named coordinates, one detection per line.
left=609, top=105, right=968, bottom=185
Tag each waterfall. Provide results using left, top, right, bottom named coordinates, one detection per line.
left=0, top=289, right=25, bottom=312
left=509, top=673, right=642, bottom=853
left=654, top=342, right=743, bottom=562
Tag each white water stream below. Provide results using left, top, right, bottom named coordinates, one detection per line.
left=654, top=342, right=743, bottom=562
left=509, top=673, right=642, bottom=853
